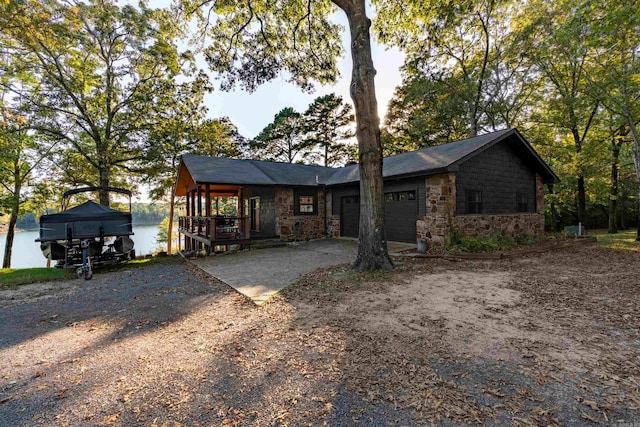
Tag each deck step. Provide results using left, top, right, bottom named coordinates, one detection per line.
left=250, top=239, right=286, bottom=250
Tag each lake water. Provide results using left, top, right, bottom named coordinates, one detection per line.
left=0, top=225, right=168, bottom=269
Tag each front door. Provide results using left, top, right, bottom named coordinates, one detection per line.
left=340, top=196, right=360, bottom=238
left=250, top=197, right=260, bottom=231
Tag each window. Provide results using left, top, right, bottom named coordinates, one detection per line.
left=294, top=189, right=317, bottom=215
left=384, top=190, right=416, bottom=202
left=299, top=196, right=314, bottom=213
left=516, top=192, right=528, bottom=212
left=466, top=189, right=482, bottom=214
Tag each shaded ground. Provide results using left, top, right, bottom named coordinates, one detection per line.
left=0, top=240, right=639, bottom=426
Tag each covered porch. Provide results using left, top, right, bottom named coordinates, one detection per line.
left=177, top=183, right=252, bottom=253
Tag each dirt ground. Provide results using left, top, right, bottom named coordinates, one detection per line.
left=0, top=240, right=639, bottom=426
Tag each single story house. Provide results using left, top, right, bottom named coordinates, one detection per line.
left=174, top=128, right=559, bottom=252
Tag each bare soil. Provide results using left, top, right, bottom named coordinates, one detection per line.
left=0, top=240, right=639, bottom=426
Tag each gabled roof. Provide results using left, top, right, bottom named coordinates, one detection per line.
left=326, top=128, right=559, bottom=185
left=175, top=154, right=339, bottom=196
left=175, top=128, right=559, bottom=196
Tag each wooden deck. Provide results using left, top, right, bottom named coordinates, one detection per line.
left=179, top=216, right=251, bottom=251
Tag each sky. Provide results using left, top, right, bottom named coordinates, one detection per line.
left=147, top=1, right=406, bottom=139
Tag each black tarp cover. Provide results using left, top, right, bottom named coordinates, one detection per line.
left=40, top=200, right=131, bottom=223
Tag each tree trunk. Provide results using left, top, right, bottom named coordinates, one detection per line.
left=627, top=119, right=640, bottom=240
left=2, top=182, right=21, bottom=269
left=99, top=166, right=110, bottom=206
left=570, top=127, right=586, bottom=225
left=608, top=141, right=620, bottom=234
left=335, top=0, right=392, bottom=271
left=547, top=184, right=558, bottom=232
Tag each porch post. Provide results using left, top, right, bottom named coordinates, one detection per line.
left=190, top=190, right=195, bottom=220
left=168, top=188, right=175, bottom=255
left=205, top=185, right=211, bottom=217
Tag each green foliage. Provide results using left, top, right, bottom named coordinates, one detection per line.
left=303, top=93, right=355, bottom=166
left=144, top=115, right=246, bottom=200
left=251, top=107, right=309, bottom=163
left=1, top=0, right=209, bottom=205
left=180, top=0, right=343, bottom=93
left=383, top=74, right=470, bottom=155
left=131, top=203, right=169, bottom=225
left=249, top=94, right=356, bottom=166
left=446, top=229, right=541, bottom=253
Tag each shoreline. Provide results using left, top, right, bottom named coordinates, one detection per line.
left=1, top=223, right=162, bottom=235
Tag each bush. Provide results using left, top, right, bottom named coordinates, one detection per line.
left=446, top=229, right=539, bottom=253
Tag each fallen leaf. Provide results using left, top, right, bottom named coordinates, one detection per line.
left=99, top=413, right=119, bottom=426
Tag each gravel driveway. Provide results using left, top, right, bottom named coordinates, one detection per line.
left=192, top=239, right=358, bottom=304
left=1, top=241, right=639, bottom=426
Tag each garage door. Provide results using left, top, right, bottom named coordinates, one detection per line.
left=340, top=190, right=417, bottom=243
left=384, top=190, right=417, bottom=243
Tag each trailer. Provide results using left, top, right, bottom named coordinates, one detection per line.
left=36, top=187, right=135, bottom=280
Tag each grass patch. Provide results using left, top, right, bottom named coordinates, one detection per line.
left=0, top=268, right=74, bottom=288
left=0, top=255, right=181, bottom=289
left=97, top=254, right=181, bottom=274
left=592, top=229, right=639, bottom=251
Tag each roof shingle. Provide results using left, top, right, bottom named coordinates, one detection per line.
left=178, top=128, right=558, bottom=189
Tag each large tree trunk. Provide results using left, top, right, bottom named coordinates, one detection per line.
left=334, top=0, right=392, bottom=271
left=627, top=119, right=640, bottom=241
left=99, top=166, right=110, bottom=206
left=2, top=181, right=21, bottom=269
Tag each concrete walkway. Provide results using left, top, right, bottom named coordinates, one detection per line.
left=192, top=239, right=358, bottom=304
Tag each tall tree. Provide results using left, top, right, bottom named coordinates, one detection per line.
left=251, top=107, right=309, bottom=163
left=383, top=72, right=469, bottom=154
left=376, top=0, right=501, bottom=137
left=182, top=0, right=392, bottom=270
left=303, top=93, right=355, bottom=166
left=0, top=100, right=56, bottom=268
left=583, top=0, right=640, bottom=238
left=142, top=114, right=246, bottom=200
left=1, top=0, right=206, bottom=206
left=515, top=0, right=601, bottom=226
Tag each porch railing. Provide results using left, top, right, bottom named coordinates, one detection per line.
left=178, top=216, right=250, bottom=241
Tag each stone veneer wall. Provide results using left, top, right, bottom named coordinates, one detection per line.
left=325, top=190, right=341, bottom=237
left=275, top=187, right=326, bottom=240
left=453, top=174, right=545, bottom=238
left=417, top=173, right=457, bottom=247
left=417, top=173, right=546, bottom=246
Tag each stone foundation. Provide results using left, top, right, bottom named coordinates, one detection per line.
left=416, top=172, right=546, bottom=247
left=275, top=188, right=326, bottom=240
left=453, top=213, right=544, bottom=238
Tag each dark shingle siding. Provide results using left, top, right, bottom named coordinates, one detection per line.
left=456, top=141, right=536, bottom=215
